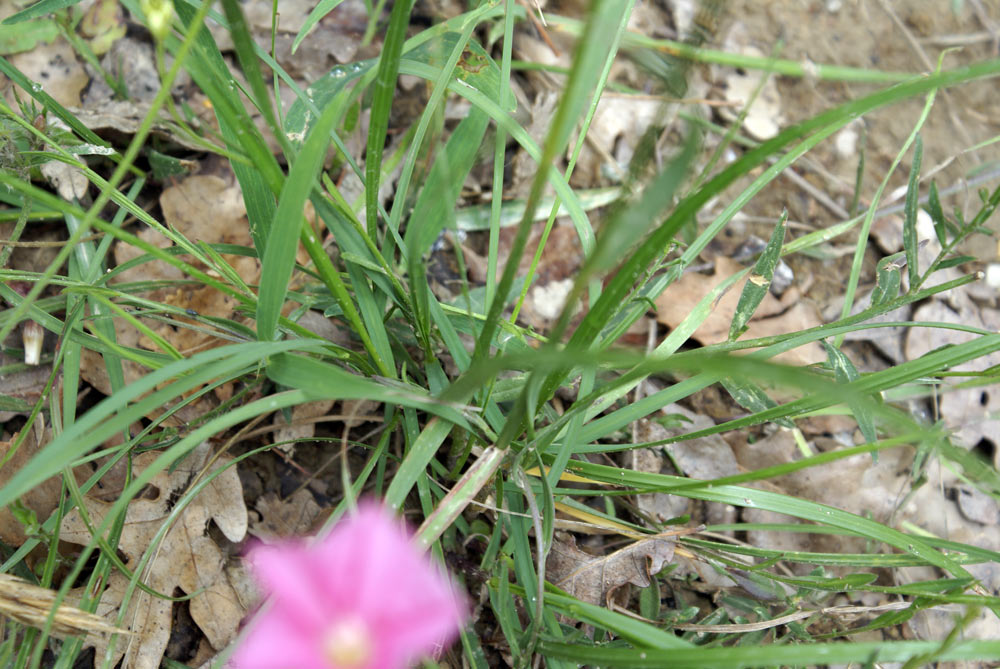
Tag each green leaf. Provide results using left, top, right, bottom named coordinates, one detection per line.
left=720, top=376, right=794, bottom=429
left=538, top=639, right=1000, bottom=668
left=284, top=61, right=371, bottom=145
left=729, top=211, right=786, bottom=340
left=639, top=575, right=660, bottom=620
left=285, top=32, right=507, bottom=146
left=172, top=0, right=283, bottom=251
left=146, top=149, right=193, bottom=180
left=0, top=340, right=320, bottom=513
left=365, top=0, right=414, bottom=237
left=0, top=394, right=32, bottom=412
left=871, top=252, right=904, bottom=307
left=256, top=93, right=341, bottom=341
left=538, top=588, right=692, bottom=650
left=937, top=255, right=976, bottom=270
left=291, top=0, right=346, bottom=54
left=566, top=458, right=971, bottom=578
left=0, top=18, right=58, bottom=54
left=903, top=135, right=922, bottom=288
left=406, top=109, right=490, bottom=345
left=925, top=180, right=949, bottom=246
left=220, top=0, right=284, bottom=155
left=2, top=0, right=78, bottom=24
left=822, top=339, right=876, bottom=444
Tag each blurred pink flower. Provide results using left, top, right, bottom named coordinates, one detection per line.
left=230, top=502, right=467, bottom=669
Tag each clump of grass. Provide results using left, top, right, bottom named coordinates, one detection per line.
left=0, top=1, right=999, bottom=667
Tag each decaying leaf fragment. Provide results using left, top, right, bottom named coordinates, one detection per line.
left=547, top=533, right=676, bottom=607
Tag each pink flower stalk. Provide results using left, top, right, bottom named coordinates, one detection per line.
left=230, top=502, right=467, bottom=669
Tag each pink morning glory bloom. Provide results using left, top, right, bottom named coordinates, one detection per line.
left=230, top=502, right=467, bottom=669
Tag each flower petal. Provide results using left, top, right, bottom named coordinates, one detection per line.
left=228, top=604, right=329, bottom=669
left=233, top=501, right=468, bottom=669
left=248, top=541, right=331, bottom=630
left=313, top=503, right=468, bottom=663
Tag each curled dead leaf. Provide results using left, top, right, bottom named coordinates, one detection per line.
left=546, top=533, right=677, bottom=607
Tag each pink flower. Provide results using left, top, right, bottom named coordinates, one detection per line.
left=230, top=502, right=467, bottom=669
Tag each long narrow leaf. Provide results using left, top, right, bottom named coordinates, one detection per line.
left=256, top=100, right=341, bottom=341
left=903, top=135, right=923, bottom=287
left=364, top=0, right=414, bottom=238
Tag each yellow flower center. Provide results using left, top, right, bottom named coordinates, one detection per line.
left=321, top=616, right=373, bottom=668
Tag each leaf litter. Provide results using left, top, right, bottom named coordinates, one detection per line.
left=60, top=442, right=248, bottom=669
left=1, top=0, right=1000, bottom=664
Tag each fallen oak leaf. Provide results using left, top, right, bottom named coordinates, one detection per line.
left=60, top=442, right=248, bottom=669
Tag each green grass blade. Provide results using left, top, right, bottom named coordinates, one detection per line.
left=822, top=340, right=877, bottom=444
left=0, top=340, right=323, bottom=512
left=364, top=0, right=413, bottom=238
left=569, top=457, right=970, bottom=576
left=538, top=639, right=1000, bottom=668
left=220, top=0, right=287, bottom=157
left=472, top=0, right=630, bottom=367
left=291, top=0, right=346, bottom=53
left=256, top=99, right=340, bottom=341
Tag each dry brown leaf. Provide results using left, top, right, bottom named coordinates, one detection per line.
left=250, top=489, right=322, bottom=540
left=0, top=326, right=52, bottom=424
left=80, top=172, right=258, bottom=425
left=271, top=399, right=336, bottom=454
left=60, top=443, right=248, bottom=669
left=40, top=152, right=88, bottom=200
left=631, top=404, right=740, bottom=526
left=546, top=534, right=675, bottom=607
left=0, top=336, right=50, bottom=420
left=66, top=101, right=208, bottom=152
left=0, top=423, right=67, bottom=552
left=6, top=38, right=88, bottom=107
left=654, top=256, right=824, bottom=365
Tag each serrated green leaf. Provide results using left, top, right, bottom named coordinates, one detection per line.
left=146, top=149, right=192, bottom=180
left=729, top=211, right=786, bottom=340
left=284, top=32, right=507, bottom=145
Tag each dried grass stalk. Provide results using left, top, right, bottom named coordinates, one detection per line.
left=0, top=574, right=129, bottom=640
